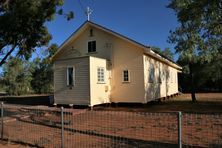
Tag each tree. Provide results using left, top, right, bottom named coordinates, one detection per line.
left=0, top=0, right=73, bottom=67
left=178, top=52, right=222, bottom=93
left=31, top=44, right=58, bottom=94
left=152, top=46, right=174, bottom=61
left=2, top=57, right=33, bottom=95
left=168, top=0, right=222, bottom=102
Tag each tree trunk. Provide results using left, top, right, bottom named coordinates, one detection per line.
left=189, top=63, right=197, bottom=102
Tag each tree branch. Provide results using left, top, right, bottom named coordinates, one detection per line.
left=0, top=44, right=17, bottom=67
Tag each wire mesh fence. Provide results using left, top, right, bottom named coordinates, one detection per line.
left=182, top=113, right=222, bottom=147
left=0, top=102, right=222, bottom=148
left=0, top=104, right=62, bottom=147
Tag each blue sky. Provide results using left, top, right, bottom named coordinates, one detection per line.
left=46, top=0, right=179, bottom=60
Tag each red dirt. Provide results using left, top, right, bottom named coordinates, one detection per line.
left=0, top=93, right=222, bottom=147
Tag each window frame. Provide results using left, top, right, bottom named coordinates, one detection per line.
left=149, top=63, right=155, bottom=83
left=158, top=64, right=162, bottom=83
left=88, top=40, right=96, bottom=53
left=89, top=28, right=94, bottom=37
left=122, top=69, right=130, bottom=83
left=97, top=67, right=105, bottom=84
left=67, top=67, right=75, bottom=87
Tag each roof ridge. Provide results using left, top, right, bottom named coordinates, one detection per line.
left=52, top=20, right=181, bottom=69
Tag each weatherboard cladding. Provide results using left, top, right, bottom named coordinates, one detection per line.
left=51, top=21, right=181, bottom=70
left=54, top=56, right=90, bottom=105
left=53, top=21, right=181, bottom=105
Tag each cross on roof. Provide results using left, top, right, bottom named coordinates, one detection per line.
left=85, top=7, right=93, bottom=21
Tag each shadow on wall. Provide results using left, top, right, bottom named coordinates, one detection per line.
left=145, top=63, right=170, bottom=102
left=164, top=65, right=170, bottom=97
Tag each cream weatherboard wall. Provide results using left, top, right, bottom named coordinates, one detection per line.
left=54, top=57, right=90, bottom=105
left=57, top=26, right=113, bottom=61
left=89, top=56, right=111, bottom=106
left=53, top=26, right=114, bottom=106
left=110, top=38, right=145, bottom=103
left=53, top=21, right=181, bottom=106
left=143, top=55, right=179, bottom=102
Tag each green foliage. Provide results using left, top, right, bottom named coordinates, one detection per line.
left=152, top=46, right=174, bottom=61
left=1, top=44, right=58, bottom=95
left=57, top=8, right=74, bottom=20
left=0, top=0, right=73, bottom=67
left=31, top=44, right=58, bottom=94
left=2, top=57, right=33, bottom=95
left=168, top=0, right=222, bottom=62
left=168, top=0, right=222, bottom=100
left=162, top=48, right=174, bottom=61
left=178, top=53, right=222, bottom=92
left=0, top=0, right=74, bottom=95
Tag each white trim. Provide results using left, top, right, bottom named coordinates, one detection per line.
left=66, top=66, right=75, bottom=86
left=122, top=69, right=130, bottom=83
left=158, top=63, right=162, bottom=83
left=97, top=67, right=105, bottom=83
left=149, top=63, right=155, bottom=83
left=51, top=21, right=182, bottom=70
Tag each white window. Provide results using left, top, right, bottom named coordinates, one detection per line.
left=149, top=63, right=155, bottom=83
left=123, top=70, right=130, bottom=82
left=67, top=67, right=75, bottom=86
left=97, top=67, right=105, bottom=83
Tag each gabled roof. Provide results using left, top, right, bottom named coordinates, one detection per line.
left=52, top=21, right=182, bottom=70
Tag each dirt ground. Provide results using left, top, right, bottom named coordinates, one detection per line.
left=0, top=93, right=222, bottom=147
left=94, top=93, right=222, bottom=113
left=0, top=140, right=29, bottom=148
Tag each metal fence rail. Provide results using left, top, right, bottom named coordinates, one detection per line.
left=0, top=102, right=222, bottom=148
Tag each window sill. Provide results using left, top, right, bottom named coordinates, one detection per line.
left=67, top=85, right=74, bottom=89
left=97, top=82, right=106, bottom=84
left=87, top=52, right=97, bottom=54
left=122, top=81, right=130, bottom=83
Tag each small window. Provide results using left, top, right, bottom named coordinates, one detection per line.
left=88, top=41, right=96, bottom=53
left=162, top=70, right=165, bottom=81
left=149, top=63, right=155, bottom=83
left=89, top=28, right=94, bottom=37
left=67, top=67, right=74, bottom=86
left=158, top=66, right=161, bottom=83
left=166, top=70, right=169, bottom=83
left=97, top=67, right=105, bottom=83
left=123, top=70, right=130, bottom=82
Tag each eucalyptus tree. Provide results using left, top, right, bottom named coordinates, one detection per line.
left=168, top=0, right=222, bottom=101
left=0, top=0, right=73, bottom=66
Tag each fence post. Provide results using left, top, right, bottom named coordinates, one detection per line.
left=1, top=102, right=3, bottom=140
left=61, top=107, right=64, bottom=148
left=178, top=111, right=182, bottom=148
